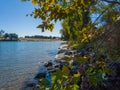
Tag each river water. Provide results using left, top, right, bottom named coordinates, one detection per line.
left=0, top=41, right=61, bottom=90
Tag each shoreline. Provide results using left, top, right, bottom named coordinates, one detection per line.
left=0, top=41, right=62, bottom=90
left=18, top=38, right=62, bottom=41
left=0, top=39, right=63, bottom=42
left=23, top=42, right=68, bottom=89
left=0, top=37, right=62, bottom=42
left=18, top=38, right=62, bottom=42
left=24, top=42, right=120, bottom=90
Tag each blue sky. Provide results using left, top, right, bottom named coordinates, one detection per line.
left=0, top=0, right=62, bottom=37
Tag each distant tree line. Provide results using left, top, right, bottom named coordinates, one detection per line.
left=0, top=30, right=18, bottom=41
left=25, top=35, right=60, bottom=39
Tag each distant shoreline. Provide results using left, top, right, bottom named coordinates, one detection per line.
left=18, top=38, right=62, bottom=41
left=0, top=38, right=62, bottom=42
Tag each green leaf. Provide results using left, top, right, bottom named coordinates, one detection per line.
left=36, top=24, right=42, bottom=28
left=89, top=75, right=98, bottom=86
left=86, top=67, right=93, bottom=74
left=72, top=77, right=80, bottom=84
left=102, top=73, right=106, bottom=79
left=98, top=69, right=106, bottom=81
left=38, top=78, right=50, bottom=89
left=73, top=84, right=79, bottom=90
left=62, top=66, right=70, bottom=76
left=68, top=84, right=79, bottom=90
left=47, top=24, right=54, bottom=32
left=77, top=57, right=87, bottom=63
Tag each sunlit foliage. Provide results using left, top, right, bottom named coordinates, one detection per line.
left=22, top=0, right=120, bottom=90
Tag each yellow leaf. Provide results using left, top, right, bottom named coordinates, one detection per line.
left=49, top=0, right=54, bottom=5
left=32, top=0, right=37, bottom=5
left=65, top=0, right=69, bottom=2
left=74, top=72, right=80, bottom=77
left=81, top=0, right=84, bottom=5
left=83, top=56, right=87, bottom=59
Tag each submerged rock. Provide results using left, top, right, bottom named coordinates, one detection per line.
left=44, top=62, right=53, bottom=67
left=27, top=83, right=36, bottom=87
left=46, top=66, right=53, bottom=70
left=34, top=72, right=46, bottom=79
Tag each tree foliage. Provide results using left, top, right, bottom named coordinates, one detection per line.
left=0, top=30, right=18, bottom=41
left=22, top=0, right=120, bottom=90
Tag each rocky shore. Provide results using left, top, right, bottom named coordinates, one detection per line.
left=24, top=42, right=120, bottom=90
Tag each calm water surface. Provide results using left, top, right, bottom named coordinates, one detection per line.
left=0, top=41, right=62, bottom=90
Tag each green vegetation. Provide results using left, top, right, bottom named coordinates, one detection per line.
left=22, top=0, right=120, bottom=90
left=0, top=30, right=18, bottom=41
left=25, top=35, right=60, bottom=39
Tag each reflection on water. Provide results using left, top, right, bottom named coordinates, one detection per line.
left=0, top=41, right=61, bottom=90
